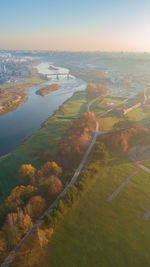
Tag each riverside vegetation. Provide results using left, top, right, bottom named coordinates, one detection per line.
left=1, top=78, right=150, bottom=266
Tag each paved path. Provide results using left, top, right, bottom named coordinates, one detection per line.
left=1, top=96, right=127, bottom=266
left=107, top=152, right=150, bottom=203
left=87, top=96, right=101, bottom=113
left=136, top=163, right=150, bottom=174
left=1, top=97, right=107, bottom=267
left=107, top=168, right=140, bottom=202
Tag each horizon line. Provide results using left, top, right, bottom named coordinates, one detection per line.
left=1, top=49, right=150, bottom=54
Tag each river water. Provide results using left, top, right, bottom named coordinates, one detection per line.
left=0, top=62, right=86, bottom=157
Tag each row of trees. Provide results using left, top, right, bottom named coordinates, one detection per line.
left=57, top=112, right=97, bottom=169
left=11, top=161, right=101, bottom=267
left=0, top=111, right=99, bottom=264
left=103, top=123, right=147, bottom=153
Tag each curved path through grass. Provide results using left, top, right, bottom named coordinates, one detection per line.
left=1, top=95, right=130, bottom=266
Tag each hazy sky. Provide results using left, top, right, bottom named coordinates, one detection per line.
left=1, top=0, right=150, bottom=51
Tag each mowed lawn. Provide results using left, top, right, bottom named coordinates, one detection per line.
left=43, top=160, right=150, bottom=267
left=0, top=91, right=90, bottom=198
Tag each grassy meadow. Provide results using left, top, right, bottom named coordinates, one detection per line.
left=43, top=150, right=150, bottom=267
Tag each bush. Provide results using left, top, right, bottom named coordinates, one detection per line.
left=92, top=142, right=109, bottom=163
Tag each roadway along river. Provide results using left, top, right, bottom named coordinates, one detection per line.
left=0, top=62, right=86, bottom=157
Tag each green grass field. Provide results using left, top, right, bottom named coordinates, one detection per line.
left=91, top=96, right=124, bottom=117
left=126, top=106, right=150, bottom=123
left=0, top=76, right=48, bottom=90
left=99, top=115, right=122, bottom=130
left=142, top=160, right=150, bottom=169
left=43, top=156, right=150, bottom=267
left=0, top=91, right=90, bottom=199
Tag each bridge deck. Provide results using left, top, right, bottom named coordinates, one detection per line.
left=48, top=73, right=69, bottom=75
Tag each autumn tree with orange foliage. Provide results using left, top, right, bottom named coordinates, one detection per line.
left=5, top=185, right=37, bottom=211
left=103, top=124, right=147, bottom=153
left=25, top=195, right=46, bottom=221
left=57, top=112, right=97, bottom=168
left=87, top=83, right=98, bottom=98
left=38, top=161, right=62, bottom=180
left=87, top=82, right=110, bottom=98
left=47, top=177, right=64, bottom=202
left=19, top=164, right=37, bottom=185
left=11, top=232, right=46, bottom=267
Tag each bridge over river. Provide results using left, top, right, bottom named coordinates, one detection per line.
left=48, top=72, right=70, bottom=79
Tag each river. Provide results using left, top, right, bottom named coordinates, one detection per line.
left=0, top=62, right=86, bottom=157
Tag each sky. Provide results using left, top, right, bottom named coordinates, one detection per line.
left=1, top=0, right=150, bottom=51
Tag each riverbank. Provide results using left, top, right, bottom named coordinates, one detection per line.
left=0, top=62, right=86, bottom=157
left=0, top=90, right=90, bottom=200
left=0, top=75, right=50, bottom=116
left=0, top=154, right=9, bottom=162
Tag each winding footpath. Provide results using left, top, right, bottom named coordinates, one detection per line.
left=1, top=96, right=132, bottom=266
left=1, top=96, right=109, bottom=267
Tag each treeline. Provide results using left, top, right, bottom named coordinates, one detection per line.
left=103, top=123, right=147, bottom=153
left=0, top=112, right=97, bottom=264
left=11, top=160, right=103, bottom=267
left=56, top=112, right=97, bottom=169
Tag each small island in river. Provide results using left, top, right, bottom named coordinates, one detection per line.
left=36, top=83, right=61, bottom=96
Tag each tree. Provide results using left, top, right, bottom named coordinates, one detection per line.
left=21, top=214, right=33, bottom=235
left=57, top=112, right=97, bottom=168
left=38, top=161, right=62, bottom=179
left=87, top=83, right=98, bottom=98
left=26, top=195, right=46, bottom=221
left=5, top=185, right=37, bottom=211
left=97, top=83, right=110, bottom=98
left=92, top=142, right=109, bottom=163
left=11, top=232, right=46, bottom=267
left=4, top=207, right=33, bottom=236
left=6, top=225, right=21, bottom=249
left=19, top=164, right=36, bottom=185
left=48, top=177, right=63, bottom=202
